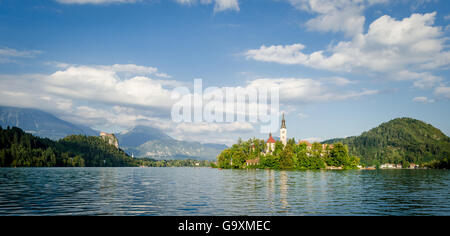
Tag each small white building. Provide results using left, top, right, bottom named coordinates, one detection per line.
left=380, top=163, right=402, bottom=169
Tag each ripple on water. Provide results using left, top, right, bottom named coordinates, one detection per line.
left=0, top=168, right=449, bottom=215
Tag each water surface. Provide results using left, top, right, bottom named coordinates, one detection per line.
left=0, top=167, right=449, bottom=215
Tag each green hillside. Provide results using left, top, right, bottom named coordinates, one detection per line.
left=323, top=118, right=450, bottom=167
left=0, top=126, right=135, bottom=167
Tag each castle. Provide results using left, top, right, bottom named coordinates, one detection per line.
left=100, top=132, right=119, bottom=149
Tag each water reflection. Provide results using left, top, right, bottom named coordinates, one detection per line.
left=0, top=168, right=448, bottom=215
left=279, top=171, right=289, bottom=210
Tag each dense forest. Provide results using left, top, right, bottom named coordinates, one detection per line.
left=216, top=138, right=360, bottom=170
left=323, top=118, right=450, bottom=168
left=0, top=126, right=214, bottom=168
left=0, top=126, right=135, bottom=167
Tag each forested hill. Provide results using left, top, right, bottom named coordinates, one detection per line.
left=0, top=126, right=135, bottom=167
left=323, top=118, right=450, bottom=166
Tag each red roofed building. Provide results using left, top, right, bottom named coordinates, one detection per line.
left=266, top=133, right=276, bottom=154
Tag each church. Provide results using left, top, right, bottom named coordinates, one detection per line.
left=246, top=113, right=288, bottom=166
left=265, top=113, right=287, bottom=154
left=245, top=113, right=335, bottom=167
left=246, top=113, right=293, bottom=166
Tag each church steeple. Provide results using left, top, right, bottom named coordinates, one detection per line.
left=281, top=113, right=286, bottom=129
left=280, top=113, right=287, bottom=146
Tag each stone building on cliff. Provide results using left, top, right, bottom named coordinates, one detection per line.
left=100, top=132, right=119, bottom=149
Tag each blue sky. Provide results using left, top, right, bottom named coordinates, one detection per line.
left=0, top=0, right=449, bottom=145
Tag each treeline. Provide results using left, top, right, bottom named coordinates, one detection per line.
left=216, top=138, right=360, bottom=170
left=323, top=118, right=450, bottom=168
left=135, top=158, right=212, bottom=167
left=423, top=158, right=450, bottom=169
left=0, top=126, right=135, bottom=167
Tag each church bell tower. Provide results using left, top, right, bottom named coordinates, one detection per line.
left=280, top=113, right=287, bottom=146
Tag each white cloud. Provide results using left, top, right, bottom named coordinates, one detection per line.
left=245, top=78, right=378, bottom=103
left=0, top=47, right=42, bottom=63
left=213, top=0, right=239, bottom=12
left=247, top=78, right=323, bottom=103
left=246, top=12, right=448, bottom=90
left=100, top=64, right=158, bottom=74
left=394, top=70, right=443, bottom=89
left=55, top=0, right=239, bottom=12
left=176, top=0, right=239, bottom=12
left=412, top=96, right=435, bottom=103
left=434, top=86, right=450, bottom=99
left=51, top=62, right=173, bottom=78
left=286, top=0, right=388, bottom=37
left=0, top=69, right=378, bottom=144
left=245, top=44, right=308, bottom=65
left=321, top=76, right=355, bottom=86
left=170, top=121, right=253, bottom=145
left=0, top=70, right=253, bottom=144
left=45, top=65, right=177, bottom=109
left=0, top=64, right=177, bottom=114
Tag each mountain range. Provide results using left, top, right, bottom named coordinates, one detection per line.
left=116, top=126, right=227, bottom=160
left=2, top=106, right=448, bottom=163
left=0, top=106, right=227, bottom=160
left=0, top=106, right=97, bottom=140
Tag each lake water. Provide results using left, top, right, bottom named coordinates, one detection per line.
left=0, top=167, right=449, bottom=215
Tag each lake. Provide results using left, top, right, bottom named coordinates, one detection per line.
left=0, top=167, right=449, bottom=215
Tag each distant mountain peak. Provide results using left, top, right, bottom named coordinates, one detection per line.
left=115, top=125, right=174, bottom=148
left=0, top=106, right=97, bottom=140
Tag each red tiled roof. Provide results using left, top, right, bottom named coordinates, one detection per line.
left=267, top=135, right=276, bottom=143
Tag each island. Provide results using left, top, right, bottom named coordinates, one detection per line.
left=215, top=116, right=450, bottom=170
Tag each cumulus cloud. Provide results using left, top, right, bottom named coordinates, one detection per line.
left=0, top=65, right=379, bottom=143
left=394, top=70, right=443, bottom=89
left=0, top=69, right=254, bottom=144
left=286, top=0, right=388, bottom=37
left=44, top=65, right=178, bottom=109
left=246, top=12, right=448, bottom=90
left=0, top=64, right=177, bottom=118
left=245, top=78, right=378, bottom=104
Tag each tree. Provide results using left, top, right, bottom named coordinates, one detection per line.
left=217, top=149, right=232, bottom=169
left=328, top=143, right=346, bottom=166
left=279, top=144, right=294, bottom=169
